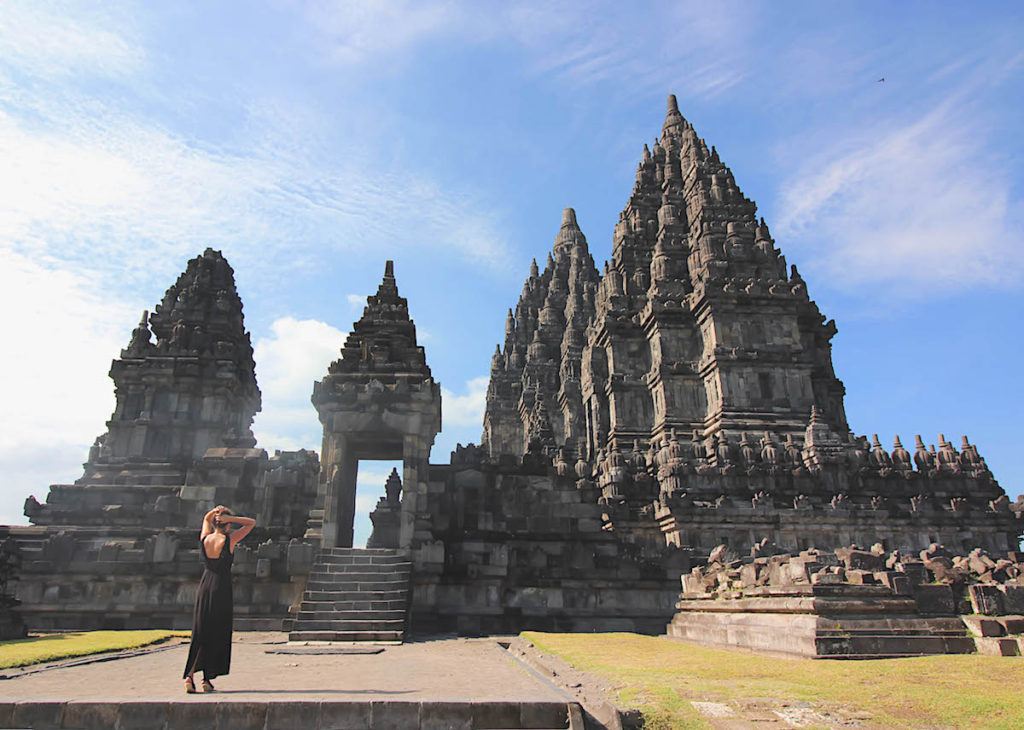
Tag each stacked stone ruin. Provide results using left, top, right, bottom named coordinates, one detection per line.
left=5, top=97, right=1021, bottom=653
left=12, top=249, right=320, bottom=630
left=668, top=541, right=1024, bottom=657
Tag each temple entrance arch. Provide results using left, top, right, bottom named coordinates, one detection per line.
left=309, top=261, right=441, bottom=550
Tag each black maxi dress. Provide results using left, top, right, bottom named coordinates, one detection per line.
left=182, top=538, right=234, bottom=680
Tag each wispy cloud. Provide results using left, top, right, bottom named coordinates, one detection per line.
left=0, top=1, right=144, bottom=80
left=775, top=60, right=1024, bottom=293
left=297, top=0, right=456, bottom=65
left=295, top=0, right=752, bottom=100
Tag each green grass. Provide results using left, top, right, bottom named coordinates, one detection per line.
left=522, top=632, right=1024, bottom=730
left=0, top=630, right=187, bottom=669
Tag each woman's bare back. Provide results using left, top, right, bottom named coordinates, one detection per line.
left=202, top=533, right=230, bottom=558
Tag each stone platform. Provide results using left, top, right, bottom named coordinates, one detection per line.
left=0, top=633, right=579, bottom=729
left=667, top=589, right=977, bottom=658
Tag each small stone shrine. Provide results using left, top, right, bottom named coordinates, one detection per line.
left=4, top=96, right=1021, bottom=655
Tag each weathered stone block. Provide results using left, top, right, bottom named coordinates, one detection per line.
left=265, top=701, right=320, bottom=729
left=876, top=572, right=912, bottom=595
left=999, top=617, right=1024, bottom=634
left=969, top=584, right=1004, bottom=615
left=520, top=702, right=568, bottom=728
left=1000, top=586, right=1024, bottom=614
left=420, top=701, right=473, bottom=730
left=217, top=701, right=268, bottom=730
left=975, top=637, right=1020, bottom=656
left=914, top=584, right=956, bottom=615
left=369, top=701, right=420, bottom=730
left=59, top=701, right=120, bottom=729
left=319, top=702, right=371, bottom=729
left=962, top=615, right=1004, bottom=637
left=470, top=701, right=522, bottom=729
left=116, top=702, right=169, bottom=729
left=12, top=702, right=64, bottom=729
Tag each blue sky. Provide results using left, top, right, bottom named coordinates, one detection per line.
left=1, top=1, right=1022, bottom=546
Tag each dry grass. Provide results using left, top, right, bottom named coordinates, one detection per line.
left=522, top=632, right=1024, bottom=729
left=0, top=630, right=187, bottom=669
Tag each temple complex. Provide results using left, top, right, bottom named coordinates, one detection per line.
left=2, top=96, right=1021, bottom=656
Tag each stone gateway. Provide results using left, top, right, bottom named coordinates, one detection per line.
left=3, top=95, right=1020, bottom=656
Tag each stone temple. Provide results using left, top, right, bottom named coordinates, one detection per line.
left=2, top=96, right=1021, bottom=657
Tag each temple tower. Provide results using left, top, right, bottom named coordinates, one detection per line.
left=578, top=95, right=847, bottom=455
left=79, top=248, right=261, bottom=485
left=482, top=208, right=600, bottom=456
left=311, top=261, right=441, bottom=548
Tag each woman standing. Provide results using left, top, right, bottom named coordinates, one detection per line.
left=182, top=505, right=255, bottom=693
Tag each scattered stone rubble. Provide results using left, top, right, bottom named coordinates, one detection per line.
left=669, top=542, right=1024, bottom=657
left=682, top=542, right=1024, bottom=608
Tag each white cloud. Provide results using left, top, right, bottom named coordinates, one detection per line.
left=0, top=252, right=138, bottom=524
left=298, top=0, right=455, bottom=65
left=0, top=1, right=144, bottom=80
left=346, top=294, right=367, bottom=312
left=441, top=375, right=489, bottom=429
left=775, top=97, right=1023, bottom=291
left=251, top=317, right=347, bottom=451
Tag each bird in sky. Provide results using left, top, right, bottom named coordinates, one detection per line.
left=877, top=77, right=885, bottom=82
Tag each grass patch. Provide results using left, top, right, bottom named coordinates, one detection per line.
left=522, top=632, right=1024, bottom=730
left=0, top=630, right=187, bottom=669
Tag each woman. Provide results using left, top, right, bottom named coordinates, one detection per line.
left=182, top=505, right=255, bottom=693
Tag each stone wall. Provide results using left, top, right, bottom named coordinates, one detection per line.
left=11, top=527, right=314, bottom=631
left=0, top=534, right=27, bottom=639
left=13, top=448, right=319, bottom=630
left=406, top=448, right=684, bottom=636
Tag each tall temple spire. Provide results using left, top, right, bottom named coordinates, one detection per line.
left=487, top=94, right=848, bottom=459
left=482, top=208, right=600, bottom=457
left=662, top=93, right=685, bottom=137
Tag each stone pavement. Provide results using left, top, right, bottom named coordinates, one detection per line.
left=0, top=633, right=577, bottom=729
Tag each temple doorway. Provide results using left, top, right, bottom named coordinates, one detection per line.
left=352, top=459, right=402, bottom=548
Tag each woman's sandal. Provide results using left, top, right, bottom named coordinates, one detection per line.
left=184, top=677, right=196, bottom=694
left=201, top=679, right=216, bottom=693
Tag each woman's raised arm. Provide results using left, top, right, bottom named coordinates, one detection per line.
left=200, top=505, right=225, bottom=540
left=223, top=515, right=256, bottom=548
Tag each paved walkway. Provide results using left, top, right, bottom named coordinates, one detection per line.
left=2, top=633, right=568, bottom=703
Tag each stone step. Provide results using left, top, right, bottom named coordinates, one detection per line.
left=305, top=579, right=410, bottom=593
left=307, top=570, right=409, bottom=582
left=0, top=700, right=577, bottom=729
left=287, top=630, right=404, bottom=642
left=296, top=609, right=407, bottom=622
left=975, top=636, right=1022, bottom=656
left=313, top=553, right=411, bottom=565
left=311, top=561, right=411, bottom=573
left=317, top=547, right=406, bottom=556
left=299, top=599, right=408, bottom=612
left=303, top=589, right=409, bottom=602
left=290, top=619, right=407, bottom=632
left=310, top=562, right=411, bottom=574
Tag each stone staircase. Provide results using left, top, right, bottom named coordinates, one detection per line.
left=288, top=547, right=411, bottom=643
